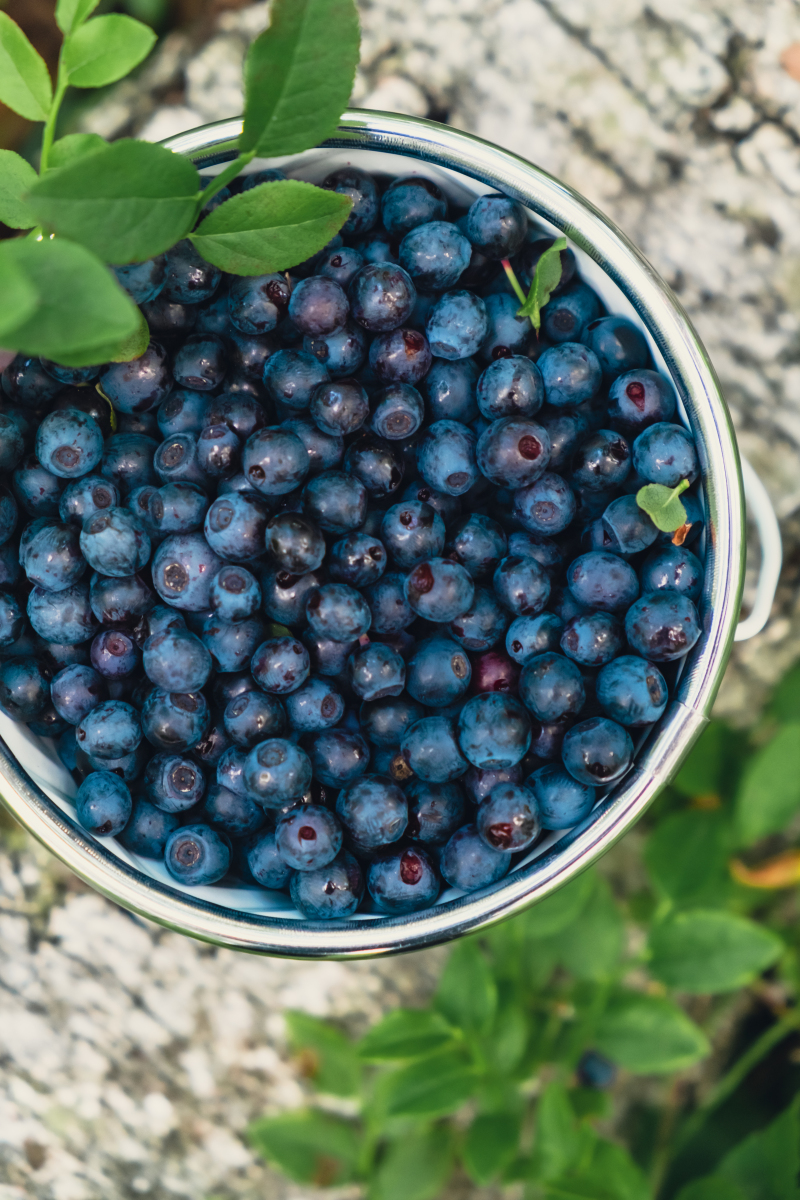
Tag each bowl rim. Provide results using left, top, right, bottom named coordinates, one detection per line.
left=0, top=109, right=744, bottom=959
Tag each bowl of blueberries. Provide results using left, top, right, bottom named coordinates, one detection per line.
left=0, top=110, right=751, bottom=957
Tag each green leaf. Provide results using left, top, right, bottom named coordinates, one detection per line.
left=517, top=236, right=567, bottom=331
left=48, top=133, right=107, bottom=170
left=189, top=180, right=351, bottom=275
left=0, top=150, right=38, bottom=229
left=103, top=306, right=150, bottom=364
left=595, top=992, right=710, bottom=1074
left=62, top=15, right=157, bottom=88
left=676, top=1096, right=800, bottom=1200
left=636, top=480, right=690, bottom=533
left=546, top=1135, right=650, bottom=1200
left=27, top=139, right=200, bottom=264
left=240, top=0, right=360, bottom=157
left=769, top=665, right=800, bottom=723
left=647, top=909, right=783, bottom=993
left=247, top=1109, right=361, bottom=1186
left=0, top=237, right=139, bottom=366
left=382, top=1049, right=477, bottom=1118
left=534, top=1082, right=586, bottom=1183
left=284, top=1011, right=361, bottom=1096
left=523, top=870, right=596, bottom=939
left=735, top=724, right=800, bottom=845
left=644, top=811, right=731, bottom=907
left=557, top=874, right=625, bottom=981
left=674, top=722, right=736, bottom=797
left=485, top=1000, right=528, bottom=1074
left=0, top=13, right=53, bottom=122
left=436, top=939, right=497, bottom=1036
left=357, top=1008, right=455, bottom=1061
left=463, top=1112, right=522, bottom=1185
left=56, top=0, right=102, bottom=35
left=372, top=1126, right=454, bottom=1200
left=677, top=1180, right=746, bottom=1200
left=0, top=252, right=39, bottom=338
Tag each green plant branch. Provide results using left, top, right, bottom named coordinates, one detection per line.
left=39, top=71, right=68, bottom=173
left=195, top=151, right=256, bottom=217
left=501, top=258, right=528, bottom=307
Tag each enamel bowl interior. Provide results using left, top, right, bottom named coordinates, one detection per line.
left=0, top=112, right=744, bottom=958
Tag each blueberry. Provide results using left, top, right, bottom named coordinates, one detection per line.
left=310, top=378, right=369, bottom=436
left=284, top=417, right=344, bottom=474
left=304, top=319, right=367, bottom=378
left=209, top=564, right=261, bottom=622
left=302, top=629, right=357, bottom=678
left=264, top=512, right=324, bottom=575
left=195, top=291, right=235, bottom=336
left=368, top=845, right=439, bottom=913
left=217, top=744, right=249, bottom=796
left=382, top=176, right=448, bottom=237
left=528, top=763, right=595, bottom=830
left=404, top=558, right=474, bottom=622
left=59, top=476, right=119, bottom=528
left=151, top=533, right=223, bottom=612
left=172, top=334, right=227, bottom=392
left=260, top=566, right=322, bottom=627
left=201, top=613, right=263, bottom=674
left=80, top=507, right=150, bottom=578
left=75, top=770, right=132, bottom=836
left=476, top=356, right=543, bottom=421
left=440, top=824, right=510, bottom=892
left=154, top=432, right=208, bottom=487
left=228, top=328, right=280, bottom=388
left=197, top=424, right=240, bottom=479
left=404, top=779, right=467, bottom=846
left=355, top=695, right=423, bottom=749
left=306, top=583, right=372, bottom=641
left=322, top=166, right=379, bottom=235
left=329, top=531, right=386, bottom=587
left=42, top=360, right=101, bottom=386
left=101, top=433, right=159, bottom=496
left=141, top=297, right=197, bottom=338
left=369, top=328, right=432, bottom=385
left=345, top=642, right=404, bottom=702
left=275, top=804, right=341, bottom=870
left=606, top=368, right=676, bottom=435
left=243, top=427, right=309, bottom=495
left=241, top=829, right=293, bottom=890
left=479, top=293, right=531, bottom=361
left=596, top=655, right=668, bottom=726
left=100, top=343, right=172, bottom=416
left=363, top=572, right=414, bottom=634
left=448, top=587, right=508, bottom=652
left=463, top=764, right=522, bottom=805
left=165, top=824, right=230, bottom=886
left=0, top=542, right=21, bottom=589
left=310, top=729, right=370, bottom=787
left=561, top=611, right=623, bottom=666
left=34, top=408, right=104, bottom=480
left=476, top=782, right=539, bottom=853
left=28, top=581, right=97, bottom=644
left=289, top=276, right=348, bottom=337
left=401, top=714, right=467, bottom=782
left=632, top=422, right=699, bottom=487
left=421, top=357, right=480, bottom=424
left=417, top=419, right=478, bottom=496
left=192, top=722, right=231, bottom=769
left=464, top=193, right=527, bottom=259
left=91, top=630, right=140, bottom=679
left=144, top=752, right=206, bottom=812
left=251, top=636, right=310, bottom=694
left=0, top=657, right=50, bottom=720
left=2, top=354, right=65, bottom=408
left=204, top=393, right=267, bottom=442
left=599, top=494, right=657, bottom=556
left=291, top=850, right=364, bottom=918
left=149, top=481, right=209, bottom=536
left=625, top=591, right=701, bottom=662
left=284, top=675, right=344, bottom=732
left=457, top=692, right=532, bottom=769
left=380, top=501, right=444, bottom=570
left=199, top=783, right=265, bottom=839
left=572, top=429, right=631, bottom=492
left=562, top=716, right=633, bottom=785
left=139, top=603, right=186, bottom=641
left=399, top=221, right=472, bottom=291
left=141, top=625, right=211, bottom=691
left=228, top=273, right=290, bottom=334
left=352, top=228, right=401, bottom=265
left=112, top=256, right=166, bottom=304
left=119, top=799, right=179, bottom=858
left=493, top=555, right=551, bottom=617
left=640, top=544, right=703, bottom=601
left=519, top=652, right=585, bottom=722
left=203, top=492, right=270, bottom=562
left=76, top=699, right=141, bottom=759
left=162, top=239, right=222, bottom=304
left=369, top=383, right=425, bottom=441
left=477, top=418, right=550, bottom=488
left=425, top=291, right=488, bottom=361
left=542, top=282, right=602, bottom=344
left=567, top=552, right=638, bottom=612
left=513, top=473, right=577, bottom=536
left=20, top=518, right=85, bottom=592
left=0, top=591, right=23, bottom=648
left=584, top=316, right=650, bottom=379
left=538, top=342, right=602, bottom=408
left=505, top=613, right=565, bottom=664
left=141, top=688, right=209, bottom=752
left=404, top=636, right=469, bottom=708
left=13, top=455, right=64, bottom=517
left=335, top=775, right=406, bottom=849
left=318, top=245, right=366, bottom=288
left=239, top=167, right=286, bottom=191
left=0, top=489, right=18, bottom=548
left=349, top=263, right=417, bottom=332
left=243, top=737, right=312, bottom=808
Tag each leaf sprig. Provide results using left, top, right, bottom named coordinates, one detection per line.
left=501, top=235, right=567, bottom=332
left=637, top=478, right=691, bottom=536
left=0, top=0, right=360, bottom=366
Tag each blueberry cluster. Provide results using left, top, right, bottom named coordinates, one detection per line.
left=0, top=164, right=704, bottom=921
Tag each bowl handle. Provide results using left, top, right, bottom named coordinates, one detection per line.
left=734, top=457, right=782, bottom=641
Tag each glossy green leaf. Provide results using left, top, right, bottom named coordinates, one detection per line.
left=240, top=0, right=360, bottom=157
left=522, top=869, right=595, bottom=939
left=0, top=150, right=38, bottom=229
left=545, top=1135, right=650, bottom=1200
left=247, top=1109, right=361, bottom=1186
left=284, top=1010, right=361, bottom=1096
left=0, top=13, right=53, bottom=122
left=357, top=1007, right=455, bottom=1060
left=636, top=480, right=690, bottom=533
left=372, top=1126, right=454, bottom=1200
left=27, top=140, right=200, bottom=264
left=517, top=236, right=567, bottom=331
left=55, top=0, right=102, bottom=35
left=647, top=909, right=783, bottom=993
left=676, top=1095, right=800, bottom=1200
left=62, top=15, right=157, bottom=88
left=382, top=1049, right=477, bottom=1118
left=557, top=875, right=624, bottom=981
left=0, top=237, right=140, bottom=365
left=0, top=252, right=39, bottom=340
left=463, top=1112, right=522, bottom=1185
left=436, top=939, right=497, bottom=1036
left=103, top=306, right=150, bottom=364
left=48, top=133, right=107, bottom=170
left=735, top=723, right=800, bottom=845
left=189, top=180, right=351, bottom=275
left=594, top=993, right=709, bottom=1074
left=644, top=811, right=731, bottom=907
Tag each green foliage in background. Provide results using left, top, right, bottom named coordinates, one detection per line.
left=249, top=664, right=800, bottom=1200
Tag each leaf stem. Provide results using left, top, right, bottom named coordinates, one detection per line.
left=40, top=73, right=68, bottom=174
left=501, top=258, right=528, bottom=308
left=195, top=151, right=256, bottom=218
left=667, top=479, right=690, bottom=503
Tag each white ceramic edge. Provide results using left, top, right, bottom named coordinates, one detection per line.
left=0, top=110, right=745, bottom=959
